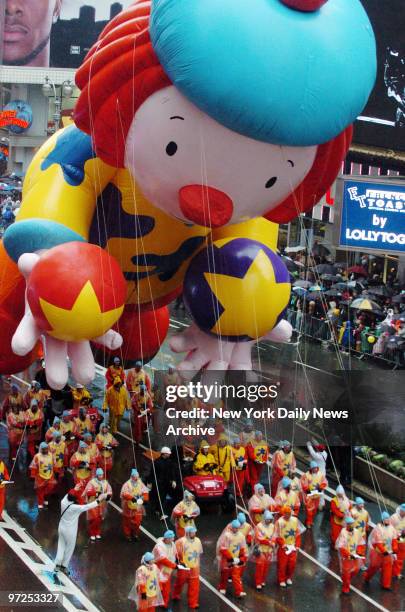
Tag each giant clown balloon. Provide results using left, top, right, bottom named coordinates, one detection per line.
left=0, top=0, right=376, bottom=388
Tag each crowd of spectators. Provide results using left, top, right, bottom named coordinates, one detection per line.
left=284, top=250, right=405, bottom=366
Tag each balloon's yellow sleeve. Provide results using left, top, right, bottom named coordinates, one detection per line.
left=3, top=125, right=116, bottom=263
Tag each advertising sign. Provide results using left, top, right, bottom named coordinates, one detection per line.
left=353, top=0, right=405, bottom=153
left=0, top=100, right=33, bottom=133
left=338, top=178, right=405, bottom=254
left=1, top=1, right=133, bottom=69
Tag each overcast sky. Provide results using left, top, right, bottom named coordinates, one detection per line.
left=59, top=0, right=133, bottom=21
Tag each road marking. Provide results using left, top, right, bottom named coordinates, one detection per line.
left=0, top=512, right=100, bottom=612
left=298, top=549, right=390, bottom=612
left=108, top=501, right=243, bottom=612
left=292, top=361, right=337, bottom=376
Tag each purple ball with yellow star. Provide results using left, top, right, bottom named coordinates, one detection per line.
left=183, top=237, right=290, bottom=341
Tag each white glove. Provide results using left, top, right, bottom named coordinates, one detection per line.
left=98, top=493, right=108, bottom=501
left=171, top=481, right=177, bottom=489
left=170, top=320, right=292, bottom=373
left=233, top=558, right=240, bottom=565
left=12, top=253, right=123, bottom=390
left=136, top=498, right=144, bottom=506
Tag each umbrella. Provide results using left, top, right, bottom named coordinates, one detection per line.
left=314, top=263, right=334, bottom=275
left=392, top=294, right=405, bottom=303
left=324, top=289, right=342, bottom=297
left=307, top=292, right=323, bottom=301
left=347, top=265, right=368, bottom=276
left=309, top=285, right=323, bottom=292
left=392, top=314, right=405, bottom=323
left=281, top=256, right=305, bottom=273
left=339, top=300, right=352, bottom=306
left=350, top=298, right=382, bottom=314
left=332, top=282, right=348, bottom=291
left=333, top=262, right=348, bottom=270
left=292, top=286, right=307, bottom=296
left=320, top=274, right=340, bottom=282
left=294, top=280, right=312, bottom=288
left=312, top=243, right=331, bottom=257
left=367, top=286, right=394, bottom=298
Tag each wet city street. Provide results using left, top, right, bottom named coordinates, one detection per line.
left=0, top=311, right=404, bottom=612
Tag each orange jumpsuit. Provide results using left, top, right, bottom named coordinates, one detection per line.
left=29, top=452, right=56, bottom=506
left=253, top=521, right=276, bottom=587
left=106, top=365, right=126, bottom=388
left=49, top=438, right=67, bottom=477
left=131, top=390, right=153, bottom=442
left=152, top=538, right=177, bottom=608
left=120, top=478, right=149, bottom=538
left=248, top=492, right=275, bottom=524
left=0, top=461, right=10, bottom=519
left=73, top=415, right=94, bottom=441
left=330, top=495, right=351, bottom=545
left=83, top=477, right=112, bottom=537
left=171, top=499, right=200, bottom=538
left=217, top=530, right=247, bottom=596
left=246, top=440, right=269, bottom=488
left=127, top=368, right=151, bottom=394
left=6, top=410, right=25, bottom=462
left=132, top=563, right=162, bottom=612
left=173, top=536, right=203, bottom=609
left=1, top=391, right=23, bottom=419
left=335, top=527, right=365, bottom=593
left=300, top=470, right=328, bottom=526
left=365, top=524, right=398, bottom=589
left=70, top=450, right=92, bottom=488
left=271, top=450, right=296, bottom=497
left=350, top=506, right=369, bottom=556
left=60, top=418, right=75, bottom=458
left=274, top=515, right=303, bottom=584
left=274, top=488, right=300, bottom=517
left=24, top=408, right=44, bottom=458
left=390, top=511, right=405, bottom=578
left=95, top=431, right=118, bottom=473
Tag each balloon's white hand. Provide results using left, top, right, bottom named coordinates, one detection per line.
left=170, top=319, right=292, bottom=372
left=12, top=252, right=122, bottom=390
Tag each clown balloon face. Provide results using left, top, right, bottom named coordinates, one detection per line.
left=125, top=87, right=317, bottom=228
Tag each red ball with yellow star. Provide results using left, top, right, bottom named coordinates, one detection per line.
left=27, top=242, right=127, bottom=342
left=183, top=237, right=290, bottom=341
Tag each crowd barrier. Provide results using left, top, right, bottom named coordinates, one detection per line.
left=287, top=309, right=404, bottom=369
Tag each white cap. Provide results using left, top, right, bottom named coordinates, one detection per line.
left=76, top=383, right=84, bottom=389
left=160, top=447, right=171, bottom=455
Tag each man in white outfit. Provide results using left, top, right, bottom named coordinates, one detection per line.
left=54, top=488, right=107, bottom=574
left=306, top=441, right=328, bottom=509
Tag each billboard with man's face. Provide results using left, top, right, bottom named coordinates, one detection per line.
left=1, top=0, right=133, bottom=69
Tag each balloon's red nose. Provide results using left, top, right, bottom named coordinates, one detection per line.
left=179, top=185, right=234, bottom=228
left=281, top=0, right=327, bottom=11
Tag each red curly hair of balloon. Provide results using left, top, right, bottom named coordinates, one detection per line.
left=75, top=0, right=352, bottom=224
left=75, top=1, right=170, bottom=169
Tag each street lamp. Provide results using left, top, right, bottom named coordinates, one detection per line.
left=42, top=77, right=73, bottom=134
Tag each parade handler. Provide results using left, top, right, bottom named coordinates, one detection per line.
left=274, top=505, right=305, bottom=587
left=217, top=519, right=248, bottom=598
left=335, top=516, right=366, bottom=594
left=83, top=468, right=112, bottom=541
left=129, top=552, right=163, bottom=611
left=120, top=469, right=149, bottom=541
left=54, top=489, right=108, bottom=574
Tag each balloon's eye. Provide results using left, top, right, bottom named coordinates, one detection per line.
left=166, top=141, right=178, bottom=156
left=265, top=176, right=278, bottom=189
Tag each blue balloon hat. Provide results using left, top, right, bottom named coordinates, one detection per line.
left=150, top=0, right=376, bottom=146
